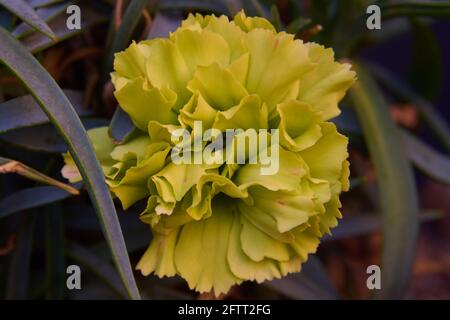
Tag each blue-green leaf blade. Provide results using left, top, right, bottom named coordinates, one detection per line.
left=66, top=241, right=128, bottom=299
left=12, top=1, right=71, bottom=38
left=0, top=0, right=55, bottom=39
left=102, top=0, right=149, bottom=84
left=0, top=119, right=109, bottom=153
left=0, top=27, right=140, bottom=300
left=6, top=212, right=37, bottom=299
left=0, top=89, right=90, bottom=134
left=265, top=257, right=337, bottom=300
left=0, top=185, right=80, bottom=220
left=408, top=18, right=442, bottom=101
left=368, top=63, right=450, bottom=153
left=45, top=204, right=66, bottom=299
left=22, top=3, right=107, bottom=53
left=29, top=0, right=64, bottom=8
left=401, top=130, right=450, bottom=186
left=108, top=108, right=138, bottom=144
left=349, top=64, right=419, bottom=299
left=325, top=210, right=442, bottom=241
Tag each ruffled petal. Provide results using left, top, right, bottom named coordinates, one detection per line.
left=174, top=199, right=242, bottom=295
left=187, top=173, right=247, bottom=220
left=297, top=43, right=356, bottom=120
left=289, top=228, right=320, bottom=262
left=146, top=39, right=192, bottom=109
left=61, top=152, right=82, bottom=183
left=171, top=28, right=230, bottom=73
left=227, top=213, right=282, bottom=283
left=277, top=100, right=322, bottom=152
left=136, top=227, right=179, bottom=277
left=110, top=135, right=151, bottom=163
left=213, top=95, right=268, bottom=131
left=318, top=195, right=343, bottom=235
left=240, top=215, right=291, bottom=262
left=114, top=77, right=177, bottom=130
left=108, top=143, right=171, bottom=209
left=113, top=41, right=152, bottom=83
left=148, top=121, right=183, bottom=144
left=233, top=10, right=276, bottom=33
left=299, top=122, right=349, bottom=183
left=243, top=29, right=313, bottom=113
left=62, top=127, right=117, bottom=182
left=234, top=146, right=306, bottom=192
left=248, top=186, right=317, bottom=233
left=187, top=63, right=248, bottom=110
left=182, top=13, right=247, bottom=61
left=152, top=163, right=209, bottom=203
left=179, top=93, right=218, bottom=129
left=86, top=127, right=116, bottom=165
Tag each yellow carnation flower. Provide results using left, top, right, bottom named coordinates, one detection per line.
left=63, top=10, right=356, bottom=296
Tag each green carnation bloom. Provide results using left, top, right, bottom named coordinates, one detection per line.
left=63, top=11, right=356, bottom=295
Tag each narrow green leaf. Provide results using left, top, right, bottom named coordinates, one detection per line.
left=0, top=0, right=55, bottom=39
left=243, top=0, right=268, bottom=18
left=265, top=256, right=337, bottom=300
left=22, top=3, right=107, bottom=53
left=368, top=63, right=450, bottom=153
left=301, top=256, right=337, bottom=297
left=0, top=157, right=79, bottom=195
left=109, top=108, right=138, bottom=144
left=29, top=0, right=64, bottom=8
left=384, top=1, right=450, bottom=8
left=385, top=9, right=450, bottom=19
left=12, top=1, right=72, bottom=39
left=6, top=212, right=37, bottom=299
left=0, top=119, right=109, bottom=153
left=0, top=184, right=80, bottom=220
left=45, top=204, right=66, bottom=299
left=349, top=64, right=419, bottom=299
left=325, top=210, right=443, bottom=241
left=157, top=0, right=228, bottom=14
left=0, top=27, right=140, bottom=300
left=408, top=18, right=442, bottom=101
left=400, top=130, right=450, bottom=186
left=0, top=89, right=90, bottom=134
left=270, top=4, right=282, bottom=32
left=382, top=1, right=450, bottom=19
left=66, top=241, right=128, bottom=299
left=333, top=108, right=450, bottom=186
left=102, top=0, right=149, bottom=84
left=285, top=17, right=312, bottom=35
